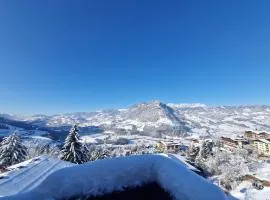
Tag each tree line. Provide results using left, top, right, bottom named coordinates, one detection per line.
left=0, top=125, right=158, bottom=168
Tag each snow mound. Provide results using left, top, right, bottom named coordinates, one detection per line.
left=5, top=155, right=228, bottom=200
left=0, top=156, right=74, bottom=197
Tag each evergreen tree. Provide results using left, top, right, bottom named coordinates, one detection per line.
left=0, top=133, right=27, bottom=167
left=89, top=146, right=111, bottom=161
left=187, top=144, right=200, bottom=161
left=199, top=139, right=214, bottom=159
left=60, top=125, right=87, bottom=164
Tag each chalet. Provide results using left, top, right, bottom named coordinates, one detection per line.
left=244, top=131, right=257, bottom=140
left=156, top=141, right=181, bottom=153
left=244, top=131, right=270, bottom=141
left=252, top=139, right=270, bottom=156
left=257, top=132, right=270, bottom=140
left=220, top=137, right=248, bottom=152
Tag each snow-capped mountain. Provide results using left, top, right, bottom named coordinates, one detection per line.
left=1, top=101, right=270, bottom=138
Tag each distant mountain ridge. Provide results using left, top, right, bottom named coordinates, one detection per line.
left=1, top=101, right=270, bottom=138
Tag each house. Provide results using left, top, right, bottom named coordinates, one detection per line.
left=252, top=139, right=270, bottom=156
left=257, top=132, right=270, bottom=140
left=156, top=141, right=182, bottom=153
left=244, top=131, right=257, bottom=140
left=244, top=131, right=270, bottom=141
left=220, top=137, right=248, bottom=152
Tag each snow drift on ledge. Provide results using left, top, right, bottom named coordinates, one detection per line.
left=2, top=154, right=228, bottom=200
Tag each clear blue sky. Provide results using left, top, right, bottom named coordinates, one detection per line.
left=0, top=0, right=270, bottom=115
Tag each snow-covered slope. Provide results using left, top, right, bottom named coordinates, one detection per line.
left=170, top=104, right=270, bottom=137
left=2, top=101, right=270, bottom=138
left=0, top=156, right=74, bottom=197
left=4, top=155, right=228, bottom=200
left=19, top=101, right=191, bottom=137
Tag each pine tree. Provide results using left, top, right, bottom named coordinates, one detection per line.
left=0, top=133, right=27, bottom=167
left=89, top=145, right=111, bottom=161
left=60, top=125, right=87, bottom=164
left=187, top=144, right=200, bottom=161
left=199, top=139, right=213, bottom=159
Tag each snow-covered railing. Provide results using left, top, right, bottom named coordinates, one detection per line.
left=5, top=154, right=228, bottom=200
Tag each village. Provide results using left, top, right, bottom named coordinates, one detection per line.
left=1, top=128, right=270, bottom=199
left=155, top=130, right=270, bottom=195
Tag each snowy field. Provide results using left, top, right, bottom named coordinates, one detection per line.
left=81, top=132, right=185, bottom=147
left=231, top=181, right=270, bottom=200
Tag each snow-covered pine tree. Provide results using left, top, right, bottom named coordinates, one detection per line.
left=90, top=146, right=111, bottom=161
left=187, top=144, right=200, bottom=162
left=60, top=125, right=87, bottom=164
left=199, top=139, right=214, bottom=159
left=0, top=133, right=27, bottom=167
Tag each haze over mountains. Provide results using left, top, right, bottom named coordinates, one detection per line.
left=1, top=101, right=270, bottom=140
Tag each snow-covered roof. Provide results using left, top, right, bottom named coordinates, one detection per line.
left=0, top=156, right=74, bottom=197
left=254, top=139, right=270, bottom=144
left=6, top=154, right=228, bottom=200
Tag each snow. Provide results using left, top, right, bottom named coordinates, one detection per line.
left=0, top=156, right=74, bottom=197
left=168, top=153, right=201, bottom=172
left=168, top=103, right=208, bottom=108
left=80, top=135, right=98, bottom=144
left=3, top=103, right=270, bottom=139
left=250, top=162, right=270, bottom=182
left=5, top=154, right=228, bottom=200
left=26, top=136, right=52, bottom=141
left=231, top=181, right=270, bottom=200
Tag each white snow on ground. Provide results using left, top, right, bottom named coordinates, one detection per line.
left=218, top=161, right=270, bottom=200
left=26, top=136, right=52, bottom=141
left=252, top=162, right=270, bottom=181
left=80, top=133, right=109, bottom=144
left=0, top=156, right=74, bottom=197
left=0, top=125, right=24, bottom=136
left=80, top=135, right=98, bottom=144
left=80, top=133, right=186, bottom=148
left=0, top=128, right=49, bottom=138
left=4, top=155, right=228, bottom=200
left=231, top=181, right=270, bottom=200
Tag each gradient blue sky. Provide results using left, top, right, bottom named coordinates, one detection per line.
left=1, top=0, right=270, bottom=115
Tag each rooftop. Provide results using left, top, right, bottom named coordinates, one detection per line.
left=254, top=139, right=270, bottom=144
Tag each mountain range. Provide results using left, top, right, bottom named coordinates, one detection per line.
left=1, top=101, right=270, bottom=140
